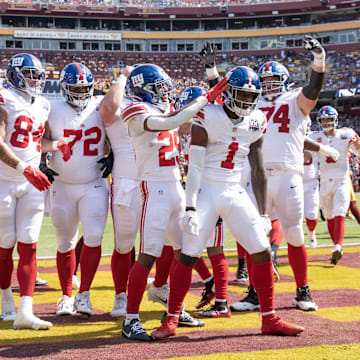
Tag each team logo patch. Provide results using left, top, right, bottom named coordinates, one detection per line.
left=131, top=73, right=144, bottom=88
left=340, top=134, right=348, bottom=140
left=12, top=57, right=24, bottom=67
left=249, top=119, right=260, bottom=131
left=179, top=91, right=190, bottom=102
left=158, top=190, right=164, bottom=196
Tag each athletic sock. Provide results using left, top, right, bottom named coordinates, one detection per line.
left=111, top=249, right=132, bottom=294
left=57, top=249, right=76, bottom=297
left=288, top=243, right=307, bottom=289
left=17, top=242, right=37, bottom=297
left=79, top=244, right=101, bottom=293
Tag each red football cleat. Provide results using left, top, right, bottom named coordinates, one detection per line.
left=151, top=316, right=178, bottom=340
left=261, top=315, right=305, bottom=336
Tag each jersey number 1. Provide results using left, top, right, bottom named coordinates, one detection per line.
left=221, top=142, right=239, bottom=169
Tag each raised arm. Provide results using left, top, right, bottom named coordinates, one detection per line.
left=298, top=36, right=326, bottom=116
left=144, top=77, right=228, bottom=132
left=99, top=66, right=134, bottom=128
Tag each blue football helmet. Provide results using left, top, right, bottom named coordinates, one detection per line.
left=317, top=105, right=338, bottom=132
left=60, top=62, right=94, bottom=109
left=223, top=66, right=261, bottom=118
left=126, top=64, right=174, bottom=111
left=258, top=61, right=289, bottom=101
left=6, top=53, right=45, bottom=96
left=175, top=86, right=206, bottom=110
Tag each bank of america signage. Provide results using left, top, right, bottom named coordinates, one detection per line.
left=14, top=30, right=122, bottom=41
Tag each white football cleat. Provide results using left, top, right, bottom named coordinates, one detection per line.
left=110, top=292, right=127, bottom=317
left=56, top=295, right=74, bottom=316
left=72, top=274, right=81, bottom=289
left=1, top=287, right=16, bottom=321
left=74, top=291, right=92, bottom=316
left=13, top=296, right=52, bottom=330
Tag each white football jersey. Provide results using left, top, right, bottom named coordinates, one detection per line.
left=49, top=96, right=106, bottom=184
left=0, top=87, right=50, bottom=182
left=194, top=104, right=266, bottom=183
left=106, top=97, right=137, bottom=180
left=303, top=150, right=319, bottom=182
left=309, top=128, right=358, bottom=178
left=122, top=101, right=180, bottom=182
left=259, top=89, right=307, bottom=173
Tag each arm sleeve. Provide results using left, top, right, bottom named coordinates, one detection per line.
left=185, top=145, right=206, bottom=208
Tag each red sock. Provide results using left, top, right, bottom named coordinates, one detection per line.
left=57, top=250, right=75, bottom=297
left=154, top=245, right=174, bottom=287
left=350, top=201, right=360, bottom=224
left=288, top=243, right=307, bottom=288
left=17, top=242, right=37, bottom=297
left=306, top=218, right=318, bottom=232
left=327, top=218, right=336, bottom=244
left=126, top=261, right=151, bottom=314
left=245, top=251, right=254, bottom=286
left=236, top=243, right=246, bottom=259
left=252, top=260, right=274, bottom=314
left=0, top=247, right=14, bottom=289
left=111, top=249, right=132, bottom=294
left=168, top=261, right=193, bottom=316
left=194, top=257, right=212, bottom=281
left=74, top=236, right=84, bottom=274
left=79, top=244, right=101, bottom=293
left=209, top=253, right=228, bottom=300
left=270, top=219, right=283, bottom=247
left=333, top=216, right=345, bottom=246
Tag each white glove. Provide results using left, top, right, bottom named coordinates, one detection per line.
left=319, top=144, right=340, bottom=161
left=181, top=210, right=199, bottom=236
left=304, top=35, right=326, bottom=67
left=261, top=215, right=272, bottom=236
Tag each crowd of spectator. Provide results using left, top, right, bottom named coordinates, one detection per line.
left=7, top=0, right=306, bottom=7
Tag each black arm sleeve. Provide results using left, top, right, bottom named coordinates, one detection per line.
left=302, top=69, right=325, bottom=101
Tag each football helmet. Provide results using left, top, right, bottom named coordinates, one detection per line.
left=223, top=66, right=261, bottom=118
left=6, top=53, right=45, bottom=96
left=126, top=64, right=174, bottom=111
left=317, top=105, right=338, bottom=132
left=60, top=62, right=94, bottom=109
left=175, top=86, right=206, bottom=110
left=258, top=61, right=289, bottom=101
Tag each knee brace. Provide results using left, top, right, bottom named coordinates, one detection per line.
left=284, top=224, right=304, bottom=247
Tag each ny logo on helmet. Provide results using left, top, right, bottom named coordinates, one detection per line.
left=179, top=91, right=190, bottom=102
left=12, top=57, right=24, bottom=67
left=131, top=74, right=144, bottom=88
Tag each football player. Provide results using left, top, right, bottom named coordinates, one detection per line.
left=310, top=106, right=360, bottom=264
left=0, top=53, right=67, bottom=330
left=120, top=64, right=227, bottom=341
left=46, top=62, right=109, bottom=317
left=198, top=39, right=339, bottom=314
left=98, top=65, right=138, bottom=317
left=257, top=37, right=338, bottom=311
left=152, top=66, right=305, bottom=340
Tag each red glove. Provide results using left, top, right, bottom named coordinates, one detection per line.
left=23, top=165, right=51, bottom=192
left=57, top=141, right=71, bottom=162
left=203, top=77, right=228, bottom=103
